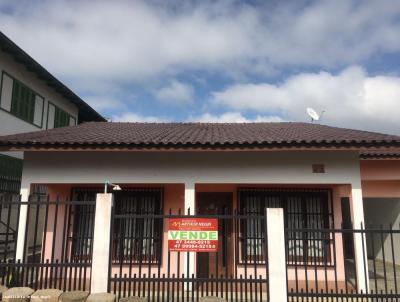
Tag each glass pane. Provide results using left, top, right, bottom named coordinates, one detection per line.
left=69, top=116, right=76, bottom=126
left=47, top=103, right=55, bottom=129
left=33, top=96, right=44, bottom=126
left=10, top=80, right=35, bottom=124
left=0, top=73, right=13, bottom=111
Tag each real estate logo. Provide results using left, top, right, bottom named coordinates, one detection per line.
left=168, top=218, right=218, bottom=252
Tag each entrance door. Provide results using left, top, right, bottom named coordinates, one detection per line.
left=196, top=192, right=233, bottom=278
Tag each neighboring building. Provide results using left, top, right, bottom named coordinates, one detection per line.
left=0, top=122, right=399, bottom=299
left=0, top=31, right=105, bottom=194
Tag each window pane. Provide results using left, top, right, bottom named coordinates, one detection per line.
left=238, top=189, right=332, bottom=264
left=69, top=116, right=76, bottom=126
left=33, top=96, right=44, bottom=126
left=54, top=105, right=73, bottom=128
left=0, top=73, right=13, bottom=111
left=9, top=78, right=36, bottom=124
left=69, top=188, right=99, bottom=261
left=0, top=154, right=22, bottom=194
left=47, top=103, right=55, bottom=129
left=70, top=204, right=95, bottom=262
left=113, top=189, right=163, bottom=264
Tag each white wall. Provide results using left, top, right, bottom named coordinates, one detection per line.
left=21, top=150, right=362, bottom=186
left=0, top=50, right=79, bottom=138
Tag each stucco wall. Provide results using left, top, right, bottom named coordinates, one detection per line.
left=21, top=151, right=362, bottom=187
left=0, top=49, right=79, bottom=138
left=360, top=160, right=400, bottom=181
left=362, top=180, right=400, bottom=198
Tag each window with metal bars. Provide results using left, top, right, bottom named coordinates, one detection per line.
left=112, top=188, right=163, bottom=264
left=0, top=154, right=22, bottom=194
left=238, top=188, right=333, bottom=265
left=69, top=188, right=97, bottom=262
left=69, top=187, right=164, bottom=264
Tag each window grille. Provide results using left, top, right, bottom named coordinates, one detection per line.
left=112, top=188, right=163, bottom=264
left=238, top=188, right=333, bottom=264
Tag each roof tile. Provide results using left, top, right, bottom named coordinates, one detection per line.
left=0, top=122, right=399, bottom=150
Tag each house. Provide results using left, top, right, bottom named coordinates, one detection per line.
left=0, top=122, right=399, bottom=301
left=0, top=31, right=105, bottom=195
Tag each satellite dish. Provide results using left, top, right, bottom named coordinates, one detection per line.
left=307, top=107, right=320, bottom=122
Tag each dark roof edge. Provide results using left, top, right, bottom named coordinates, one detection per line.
left=360, top=153, right=400, bottom=159
left=0, top=31, right=106, bottom=122
left=2, top=140, right=400, bottom=151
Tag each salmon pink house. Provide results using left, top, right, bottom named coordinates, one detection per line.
left=0, top=122, right=399, bottom=301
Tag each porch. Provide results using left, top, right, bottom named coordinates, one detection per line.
left=25, top=182, right=348, bottom=285
left=2, top=180, right=398, bottom=301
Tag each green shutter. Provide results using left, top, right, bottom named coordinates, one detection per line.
left=6, top=73, right=42, bottom=126
left=0, top=154, right=22, bottom=194
left=53, top=105, right=74, bottom=128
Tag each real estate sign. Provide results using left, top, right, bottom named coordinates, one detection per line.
left=168, top=218, right=218, bottom=252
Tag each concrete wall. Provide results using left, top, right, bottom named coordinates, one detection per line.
left=21, top=151, right=362, bottom=186
left=360, top=160, right=400, bottom=181
left=362, top=180, right=400, bottom=198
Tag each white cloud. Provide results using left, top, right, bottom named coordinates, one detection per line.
left=83, top=96, right=126, bottom=111
left=1, top=0, right=400, bottom=133
left=212, top=66, right=400, bottom=134
left=113, top=111, right=283, bottom=123
left=189, top=112, right=284, bottom=123
left=154, top=80, right=194, bottom=105
left=112, top=112, right=168, bottom=123
left=0, top=0, right=399, bottom=84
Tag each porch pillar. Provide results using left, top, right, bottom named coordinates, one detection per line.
left=91, top=193, right=113, bottom=293
left=350, top=183, right=369, bottom=293
left=184, top=182, right=196, bottom=282
left=15, top=184, right=30, bottom=261
left=266, top=208, right=287, bottom=302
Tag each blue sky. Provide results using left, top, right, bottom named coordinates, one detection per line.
left=1, top=0, right=400, bottom=134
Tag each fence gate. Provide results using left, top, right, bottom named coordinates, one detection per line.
left=0, top=194, right=19, bottom=274
left=0, top=195, right=95, bottom=291
left=285, top=224, right=400, bottom=302
left=109, top=190, right=270, bottom=301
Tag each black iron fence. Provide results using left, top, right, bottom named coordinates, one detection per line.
left=2, top=191, right=400, bottom=302
left=0, top=194, right=19, bottom=263
left=0, top=196, right=95, bottom=291
left=285, top=224, right=400, bottom=301
left=109, top=208, right=269, bottom=302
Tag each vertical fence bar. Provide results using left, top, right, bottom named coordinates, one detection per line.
left=90, top=193, right=112, bottom=293
left=266, top=208, right=287, bottom=302
left=350, top=187, right=369, bottom=293
left=15, top=187, right=30, bottom=262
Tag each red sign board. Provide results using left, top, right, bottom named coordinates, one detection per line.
left=168, top=218, right=218, bottom=252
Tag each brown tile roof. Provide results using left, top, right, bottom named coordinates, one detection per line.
left=0, top=122, right=400, bottom=150
left=360, top=151, right=400, bottom=159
